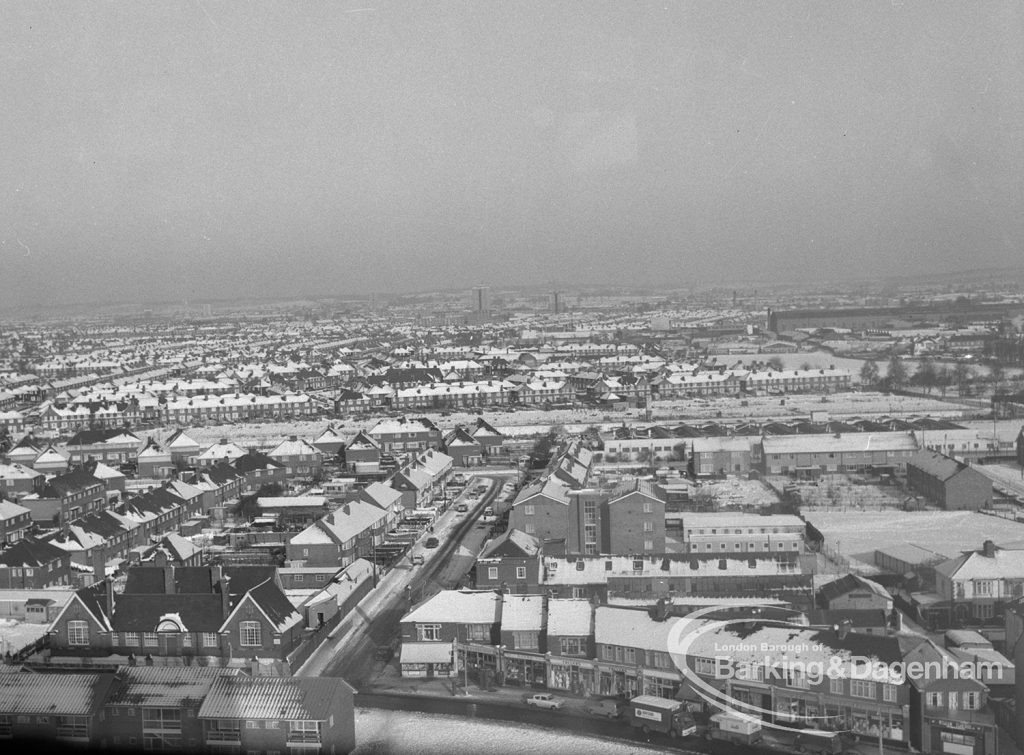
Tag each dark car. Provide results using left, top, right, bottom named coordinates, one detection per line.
left=425, top=537, right=439, bottom=548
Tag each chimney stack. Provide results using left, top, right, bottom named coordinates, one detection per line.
left=163, top=561, right=175, bottom=594
left=982, top=540, right=996, bottom=558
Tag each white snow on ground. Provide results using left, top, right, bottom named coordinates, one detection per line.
left=155, top=392, right=972, bottom=451
left=353, top=708, right=664, bottom=755
left=804, top=510, right=1024, bottom=570
left=696, top=478, right=780, bottom=509
left=972, top=462, right=1024, bottom=497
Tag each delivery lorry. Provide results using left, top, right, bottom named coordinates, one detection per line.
left=627, top=695, right=697, bottom=739
left=705, top=711, right=763, bottom=746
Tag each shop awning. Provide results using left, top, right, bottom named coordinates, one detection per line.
left=400, top=642, right=454, bottom=665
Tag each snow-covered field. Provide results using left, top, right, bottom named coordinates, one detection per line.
left=697, top=478, right=780, bottom=509
left=803, top=510, right=1024, bottom=569
left=353, top=709, right=663, bottom=755
left=166, top=391, right=974, bottom=453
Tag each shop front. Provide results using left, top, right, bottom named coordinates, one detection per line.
left=549, top=658, right=597, bottom=696
left=598, top=664, right=639, bottom=698
left=400, top=642, right=455, bottom=678
left=640, top=669, right=683, bottom=700
left=503, top=651, right=548, bottom=689
left=461, top=643, right=500, bottom=687
left=923, top=716, right=997, bottom=755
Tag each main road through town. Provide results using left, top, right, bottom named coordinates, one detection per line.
left=297, top=473, right=509, bottom=683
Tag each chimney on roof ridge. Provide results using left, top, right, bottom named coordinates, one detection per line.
left=982, top=540, right=996, bottom=558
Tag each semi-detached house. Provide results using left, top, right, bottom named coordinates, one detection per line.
left=286, top=499, right=395, bottom=568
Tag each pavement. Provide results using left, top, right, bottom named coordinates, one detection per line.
left=361, top=660, right=926, bottom=755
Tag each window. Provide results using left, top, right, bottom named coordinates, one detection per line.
left=623, top=647, right=635, bottom=664
left=643, top=521, right=654, bottom=532
left=642, top=501, right=652, bottom=514
left=513, top=631, right=538, bottom=650
left=487, top=567, right=498, bottom=581
left=202, top=633, right=218, bottom=648
left=524, top=523, right=535, bottom=535
left=68, top=620, right=89, bottom=646
left=524, top=505, right=535, bottom=516
left=515, top=566, right=526, bottom=580
left=144, top=632, right=159, bottom=647
left=644, top=539, right=654, bottom=551
left=601, top=645, right=614, bottom=661
left=266, top=721, right=279, bottom=729
left=695, top=657, right=717, bottom=676
left=246, top=721, right=259, bottom=729
left=560, top=637, right=583, bottom=656
left=464, top=624, right=488, bottom=642
left=850, top=680, right=875, bottom=700
left=182, top=633, right=192, bottom=647
left=240, top=621, right=262, bottom=647
left=417, top=624, right=441, bottom=641
left=882, top=684, right=897, bottom=703
left=975, top=580, right=993, bottom=597
left=963, top=691, right=979, bottom=710
left=124, top=632, right=140, bottom=646
left=829, top=677, right=843, bottom=695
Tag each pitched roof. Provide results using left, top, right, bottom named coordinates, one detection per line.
left=0, top=672, right=115, bottom=715
left=479, top=528, right=541, bottom=559
left=402, top=589, right=502, bottom=625
left=198, top=676, right=348, bottom=720
left=907, top=449, right=983, bottom=482
left=0, top=536, right=67, bottom=567
left=105, top=666, right=237, bottom=707
left=547, top=599, right=594, bottom=637
left=500, top=594, right=544, bottom=632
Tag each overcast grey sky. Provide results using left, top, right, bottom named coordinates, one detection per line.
left=2, top=2, right=1022, bottom=306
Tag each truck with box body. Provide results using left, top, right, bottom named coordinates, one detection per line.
left=627, top=695, right=697, bottom=739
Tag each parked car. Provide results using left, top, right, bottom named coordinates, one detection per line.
left=424, top=537, right=439, bottom=549
left=411, top=554, right=424, bottom=565
left=525, top=693, right=564, bottom=710
left=584, top=699, right=623, bottom=719
left=455, top=503, right=469, bottom=513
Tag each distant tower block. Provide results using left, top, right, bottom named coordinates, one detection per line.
left=551, top=290, right=564, bottom=314
left=472, top=285, right=491, bottom=313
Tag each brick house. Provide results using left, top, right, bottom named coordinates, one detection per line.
left=98, top=666, right=236, bottom=752
left=906, top=450, right=993, bottom=511
left=267, top=436, right=324, bottom=480
left=231, top=450, right=288, bottom=494
left=65, top=428, right=141, bottom=467
left=197, top=676, right=356, bottom=753
left=342, top=430, right=381, bottom=471
left=399, top=590, right=502, bottom=678
left=0, top=498, right=32, bottom=545
left=0, top=462, right=44, bottom=500
left=475, top=529, right=543, bottom=594
left=286, top=499, right=394, bottom=568
left=0, top=536, right=73, bottom=588
left=0, top=671, right=115, bottom=746
left=442, top=427, right=483, bottom=467
left=47, top=560, right=305, bottom=663
left=135, top=437, right=174, bottom=479
left=25, top=468, right=105, bottom=527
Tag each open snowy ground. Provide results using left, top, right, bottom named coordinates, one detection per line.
left=353, top=708, right=664, bottom=755
left=164, top=392, right=975, bottom=452
left=803, top=509, right=1024, bottom=570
